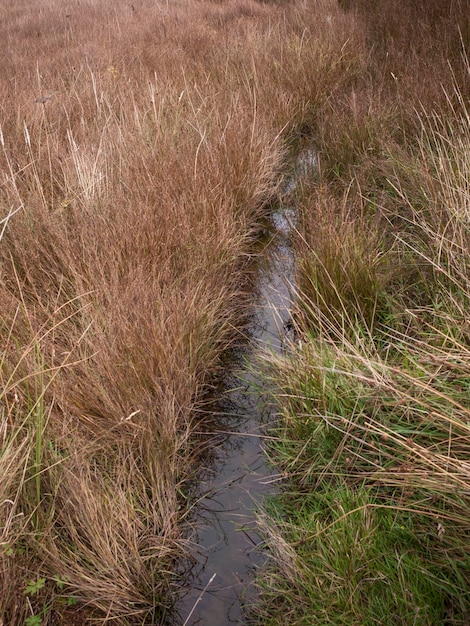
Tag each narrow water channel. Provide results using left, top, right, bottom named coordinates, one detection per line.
left=174, top=149, right=315, bottom=625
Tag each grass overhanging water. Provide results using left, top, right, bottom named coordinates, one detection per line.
left=252, top=1, right=470, bottom=624
left=0, top=0, right=364, bottom=623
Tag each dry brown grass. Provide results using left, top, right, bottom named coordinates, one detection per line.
left=316, top=0, right=469, bottom=184
left=0, top=0, right=367, bottom=623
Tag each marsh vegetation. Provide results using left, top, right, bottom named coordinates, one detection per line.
left=253, top=1, right=470, bottom=625
left=0, top=0, right=469, bottom=624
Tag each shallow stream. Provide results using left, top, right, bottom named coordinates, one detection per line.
left=174, top=149, right=315, bottom=625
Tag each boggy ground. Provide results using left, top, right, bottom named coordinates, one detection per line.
left=3, top=0, right=469, bottom=624
left=254, top=1, right=470, bottom=625
left=0, top=0, right=363, bottom=624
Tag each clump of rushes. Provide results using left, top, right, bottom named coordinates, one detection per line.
left=252, top=2, right=470, bottom=624
left=295, top=188, right=396, bottom=336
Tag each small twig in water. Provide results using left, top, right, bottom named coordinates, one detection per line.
left=182, top=572, right=217, bottom=626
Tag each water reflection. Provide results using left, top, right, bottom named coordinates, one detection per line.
left=174, top=147, right=316, bottom=625
left=174, top=207, right=295, bottom=625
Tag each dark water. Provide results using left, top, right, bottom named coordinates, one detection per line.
left=174, top=149, right=315, bottom=626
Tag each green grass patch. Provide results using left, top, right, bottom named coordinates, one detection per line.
left=258, top=485, right=461, bottom=626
